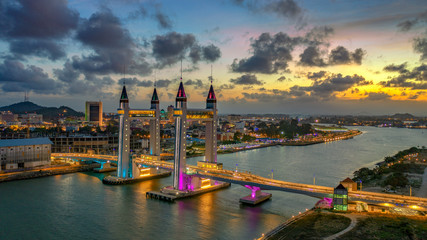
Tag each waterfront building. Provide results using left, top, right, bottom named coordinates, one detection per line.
left=85, top=101, right=103, bottom=125
left=50, top=135, right=141, bottom=155
left=0, top=138, right=52, bottom=170
left=333, top=184, right=348, bottom=211
left=340, top=177, right=357, bottom=191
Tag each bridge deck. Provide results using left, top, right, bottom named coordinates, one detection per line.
left=52, top=153, right=427, bottom=207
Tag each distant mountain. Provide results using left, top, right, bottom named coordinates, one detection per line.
left=0, top=101, right=84, bottom=120
left=0, top=101, right=44, bottom=112
left=390, top=113, right=416, bottom=119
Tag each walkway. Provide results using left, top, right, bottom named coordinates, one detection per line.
left=323, top=214, right=360, bottom=240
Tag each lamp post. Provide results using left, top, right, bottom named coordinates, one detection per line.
left=235, top=163, right=238, bottom=172
left=313, top=174, right=316, bottom=185
left=271, top=169, right=274, bottom=179
left=359, top=180, right=362, bottom=191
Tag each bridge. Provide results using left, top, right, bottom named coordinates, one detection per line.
left=52, top=76, right=427, bottom=209
left=52, top=153, right=427, bottom=208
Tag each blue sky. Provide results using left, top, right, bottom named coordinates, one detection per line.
left=0, top=0, right=426, bottom=115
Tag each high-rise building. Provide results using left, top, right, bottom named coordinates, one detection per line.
left=85, top=101, right=103, bottom=125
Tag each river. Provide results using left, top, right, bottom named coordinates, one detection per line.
left=0, top=126, right=426, bottom=239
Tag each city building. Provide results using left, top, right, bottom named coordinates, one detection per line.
left=85, top=101, right=103, bottom=125
left=340, top=177, right=357, bottom=191
left=50, top=135, right=142, bottom=155
left=333, top=184, right=348, bottom=211
left=20, top=113, right=43, bottom=124
left=0, top=138, right=52, bottom=170
left=0, top=112, right=18, bottom=124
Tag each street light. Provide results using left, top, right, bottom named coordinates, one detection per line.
left=271, top=169, right=274, bottom=179
left=359, top=180, right=362, bottom=191
left=235, top=163, right=238, bottom=172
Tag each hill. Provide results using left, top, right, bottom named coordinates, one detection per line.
left=0, top=101, right=84, bottom=120
left=0, top=101, right=44, bottom=112
left=390, top=113, right=416, bottom=119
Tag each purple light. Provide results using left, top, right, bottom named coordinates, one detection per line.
left=244, top=185, right=261, bottom=199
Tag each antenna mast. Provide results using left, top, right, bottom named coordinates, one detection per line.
left=210, top=65, right=213, bottom=84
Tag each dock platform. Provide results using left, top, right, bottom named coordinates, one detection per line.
left=94, top=167, right=117, bottom=173
left=240, top=192, right=272, bottom=205
left=102, top=170, right=171, bottom=185
left=146, top=182, right=231, bottom=202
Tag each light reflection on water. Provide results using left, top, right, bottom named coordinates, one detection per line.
left=0, top=127, right=426, bottom=239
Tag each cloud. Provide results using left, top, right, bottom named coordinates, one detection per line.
left=264, top=0, right=302, bottom=19
left=397, top=20, right=418, bottom=32
left=383, top=62, right=408, bottom=74
left=277, top=76, right=289, bottom=82
left=184, top=79, right=205, bottom=89
left=414, top=37, right=427, bottom=61
left=364, top=92, right=391, bottom=101
left=231, top=32, right=295, bottom=74
left=154, top=10, right=173, bottom=29
left=152, top=32, right=196, bottom=67
left=156, top=79, right=174, bottom=88
left=397, top=10, right=427, bottom=31
left=0, top=0, right=79, bottom=39
left=233, top=27, right=363, bottom=71
left=298, top=45, right=366, bottom=67
left=53, top=61, right=115, bottom=96
left=303, top=26, right=334, bottom=46
left=328, top=46, right=366, bottom=65
left=0, top=60, right=61, bottom=94
left=238, top=72, right=372, bottom=103
left=117, top=77, right=153, bottom=88
left=9, top=39, right=66, bottom=61
left=73, top=9, right=152, bottom=76
left=127, top=6, right=148, bottom=20
left=379, top=63, right=427, bottom=90
left=0, top=0, right=79, bottom=60
left=216, top=84, right=235, bottom=93
left=299, top=46, right=326, bottom=67
left=230, top=74, right=263, bottom=85
left=232, top=0, right=304, bottom=23
left=202, top=44, right=221, bottom=62
left=307, top=71, right=327, bottom=80
left=152, top=32, right=221, bottom=67
left=296, top=73, right=371, bottom=99
left=54, top=60, right=80, bottom=83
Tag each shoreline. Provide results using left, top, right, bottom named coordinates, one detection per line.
left=186, top=129, right=363, bottom=159
left=0, top=163, right=99, bottom=183
left=0, top=130, right=362, bottom=182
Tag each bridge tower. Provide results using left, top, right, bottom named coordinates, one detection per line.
left=149, top=88, right=161, bottom=156
left=205, top=84, right=217, bottom=163
left=117, top=85, right=132, bottom=178
left=173, top=80, right=188, bottom=190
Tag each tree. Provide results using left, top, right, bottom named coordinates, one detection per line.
left=233, top=131, right=242, bottom=141
left=383, top=172, right=409, bottom=188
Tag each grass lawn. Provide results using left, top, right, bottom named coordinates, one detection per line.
left=270, top=212, right=351, bottom=240
left=337, top=215, right=427, bottom=240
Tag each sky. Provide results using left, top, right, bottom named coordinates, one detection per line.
left=0, top=0, right=426, bottom=115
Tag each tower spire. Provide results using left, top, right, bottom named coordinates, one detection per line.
left=120, top=85, right=128, bottom=102
left=210, top=65, right=213, bottom=84
left=180, top=59, right=183, bottom=81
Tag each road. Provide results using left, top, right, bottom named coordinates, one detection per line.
left=52, top=153, right=427, bottom=207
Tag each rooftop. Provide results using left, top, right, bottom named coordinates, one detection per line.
left=0, top=138, right=52, bottom=147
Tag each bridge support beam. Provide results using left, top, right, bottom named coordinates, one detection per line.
left=240, top=185, right=272, bottom=205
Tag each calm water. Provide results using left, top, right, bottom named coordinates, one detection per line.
left=0, top=127, right=426, bottom=239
